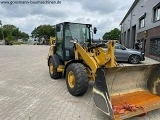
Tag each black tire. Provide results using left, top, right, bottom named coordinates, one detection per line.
left=129, top=55, right=140, bottom=64
left=66, top=63, right=89, bottom=96
left=49, top=57, right=62, bottom=79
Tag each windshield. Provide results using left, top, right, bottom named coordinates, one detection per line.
left=65, top=23, right=90, bottom=43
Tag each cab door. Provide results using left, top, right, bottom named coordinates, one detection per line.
left=56, top=24, right=64, bottom=60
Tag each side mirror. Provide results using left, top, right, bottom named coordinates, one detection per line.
left=93, top=27, right=97, bottom=34
left=70, top=38, right=78, bottom=44
left=121, top=45, right=126, bottom=50
left=56, top=25, right=61, bottom=32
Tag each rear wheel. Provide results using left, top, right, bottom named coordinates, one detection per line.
left=66, top=63, right=89, bottom=96
left=129, top=55, right=140, bottom=64
left=49, top=58, right=62, bottom=79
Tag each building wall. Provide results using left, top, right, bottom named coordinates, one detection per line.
left=121, top=0, right=160, bottom=61
left=137, top=25, right=160, bottom=61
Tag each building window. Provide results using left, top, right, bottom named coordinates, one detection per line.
left=153, top=2, right=160, bottom=22
left=149, top=37, right=160, bottom=56
left=156, top=8, right=160, bottom=20
left=139, top=13, right=146, bottom=29
left=140, top=18, right=145, bottom=28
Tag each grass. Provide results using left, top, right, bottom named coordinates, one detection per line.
left=12, top=42, right=26, bottom=45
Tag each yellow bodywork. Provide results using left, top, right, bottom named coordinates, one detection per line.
left=73, top=40, right=117, bottom=80
left=50, top=36, right=56, bottom=45
left=48, top=40, right=118, bottom=81
left=47, top=44, right=55, bottom=60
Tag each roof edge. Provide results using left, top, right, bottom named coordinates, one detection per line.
left=120, top=0, right=139, bottom=25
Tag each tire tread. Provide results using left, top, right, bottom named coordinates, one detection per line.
left=66, top=63, right=88, bottom=96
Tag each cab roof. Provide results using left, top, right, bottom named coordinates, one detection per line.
left=56, top=22, right=92, bottom=27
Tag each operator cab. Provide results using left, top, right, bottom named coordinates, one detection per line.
left=55, top=22, right=92, bottom=61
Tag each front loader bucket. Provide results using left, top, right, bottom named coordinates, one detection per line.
left=93, top=63, right=160, bottom=120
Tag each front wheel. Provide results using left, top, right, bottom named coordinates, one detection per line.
left=129, top=55, right=140, bottom=64
left=66, top=63, right=89, bottom=96
left=49, top=57, right=62, bottom=79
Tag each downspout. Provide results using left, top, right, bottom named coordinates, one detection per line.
left=120, top=25, right=122, bottom=44
left=130, top=10, right=133, bottom=48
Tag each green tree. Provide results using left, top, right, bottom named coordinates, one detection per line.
left=0, top=20, right=4, bottom=40
left=0, top=24, right=29, bottom=41
left=31, top=25, right=55, bottom=39
left=3, top=24, right=17, bottom=40
left=6, top=32, right=13, bottom=41
left=18, top=31, right=29, bottom=41
left=103, top=28, right=121, bottom=40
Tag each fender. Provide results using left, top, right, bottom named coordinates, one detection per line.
left=48, top=54, right=60, bottom=68
left=64, top=60, right=83, bottom=77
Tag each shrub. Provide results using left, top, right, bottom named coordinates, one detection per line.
left=12, top=42, right=22, bottom=45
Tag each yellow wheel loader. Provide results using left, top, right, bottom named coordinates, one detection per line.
left=47, top=22, right=160, bottom=120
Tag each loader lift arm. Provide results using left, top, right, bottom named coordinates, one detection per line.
left=72, top=40, right=117, bottom=74
left=71, top=39, right=117, bottom=119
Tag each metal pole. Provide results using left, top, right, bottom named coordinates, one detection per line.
left=0, top=20, right=4, bottom=40
left=2, top=27, right=4, bottom=40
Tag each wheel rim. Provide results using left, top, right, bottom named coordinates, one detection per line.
left=68, top=71, right=75, bottom=88
left=49, top=62, right=54, bottom=74
left=131, top=55, right=139, bottom=63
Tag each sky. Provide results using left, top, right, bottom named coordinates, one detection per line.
left=0, top=0, right=134, bottom=39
